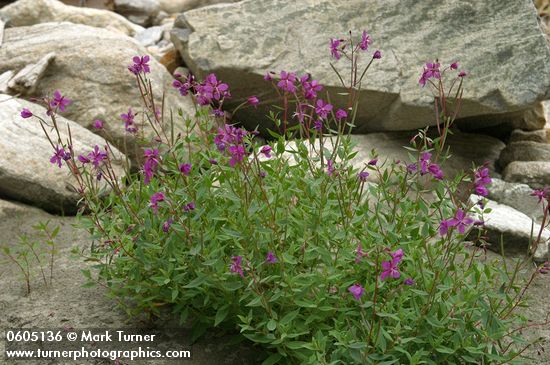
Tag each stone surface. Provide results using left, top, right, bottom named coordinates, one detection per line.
left=487, top=178, right=543, bottom=222
left=172, top=0, right=550, bottom=133
left=158, top=0, right=238, bottom=14
left=509, top=128, right=548, bottom=143
left=114, top=0, right=160, bottom=27
left=0, top=0, right=142, bottom=36
left=0, top=22, right=196, bottom=160
left=502, top=161, right=550, bottom=188
left=134, top=25, right=163, bottom=47
left=0, top=95, right=126, bottom=214
left=7, top=52, right=55, bottom=95
left=469, top=195, right=549, bottom=261
left=0, top=70, right=14, bottom=93
left=498, top=141, right=550, bottom=169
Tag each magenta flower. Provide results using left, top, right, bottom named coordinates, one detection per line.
left=162, top=218, right=173, bottom=233
left=368, top=158, right=378, bottom=166
left=228, top=145, right=246, bottom=167
left=277, top=71, right=297, bottom=93
left=215, top=124, right=248, bottom=152
left=450, top=62, right=459, bottom=70
left=128, top=55, right=151, bottom=75
left=149, top=192, right=165, bottom=214
left=93, top=119, right=104, bottom=129
left=330, top=38, right=342, bottom=60
left=302, top=78, right=323, bottom=99
left=355, top=244, right=368, bottom=263
left=418, top=152, right=443, bottom=180
left=20, top=108, right=33, bottom=118
left=358, top=171, right=370, bottom=182
left=428, top=163, right=443, bottom=180
left=440, top=209, right=474, bottom=236
left=458, top=71, right=467, bottom=78
left=313, top=120, right=323, bottom=131
left=335, top=109, right=348, bottom=121
left=50, top=145, right=69, bottom=168
left=230, top=256, right=244, bottom=278
left=380, top=248, right=404, bottom=281
left=348, top=284, right=364, bottom=301
left=179, top=163, right=192, bottom=176
left=247, top=95, right=259, bottom=107
left=201, top=73, right=230, bottom=102
left=359, top=30, right=372, bottom=51
left=326, top=159, right=335, bottom=176
left=264, top=72, right=273, bottom=81
left=373, top=50, right=381, bottom=59
left=265, top=251, right=277, bottom=264
left=88, top=145, right=107, bottom=168
left=404, top=278, right=415, bottom=286
left=121, top=108, right=137, bottom=134
left=183, top=201, right=195, bottom=212
left=172, top=73, right=195, bottom=96
left=209, top=159, right=218, bottom=165
left=260, top=145, right=272, bottom=158
left=49, top=90, right=71, bottom=113
left=419, top=62, right=441, bottom=87
left=315, top=99, right=333, bottom=119
left=531, top=187, right=549, bottom=203
left=143, top=149, right=160, bottom=184
left=474, top=167, right=491, bottom=197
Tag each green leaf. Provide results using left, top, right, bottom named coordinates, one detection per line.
left=214, top=305, right=230, bottom=326
left=184, top=276, right=207, bottom=288
left=267, top=319, right=277, bottom=331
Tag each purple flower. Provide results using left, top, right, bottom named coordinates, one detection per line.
left=247, top=96, right=259, bottom=107
left=428, top=163, right=443, bottom=180
left=458, top=71, right=467, bottom=78
left=359, top=30, right=372, bottom=51
left=373, top=50, right=382, bottom=59
left=404, top=278, right=415, bottom=286
left=368, top=158, right=378, bottom=166
left=315, top=99, right=333, bottom=120
left=128, top=55, right=151, bottom=75
left=93, top=119, right=104, bottom=129
left=335, top=109, right=348, bottom=121
left=228, top=145, right=246, bottom=167
left=531, top=187, right=549, bottom=203
left=215, top=124, right=248, bottom=152
left=539, top=261, right=550, bottom=274
left=380, top=248, right=404, bottom=281
left=78, top=154, right=90, bottom=164
left=450, top=61, right=459, bottom=70
left=419, top=62, right=441, bottom=87
left=418, top=152, right=444, bottom=180
left=88, top=145, right=108, bottom=168
left=143, top=149, right=159, bottom=184
left=358, top=171, right=370, bottom=182
left=355, top=244, right=368, bottom=263
left=259, top=170, right=267, bottom=178
left=265, top=251, right=277, bottom=264
left=49, top=90, right=71, bottom=113
left=474, top=167, right=491, bottom=197
left=313, top=120, right=323, bottom=131
left=230, top=256, right=244, bottom=278
left=162, top=218, right=173, bottom=233
left=179, top=163, right=192, bottom=176
left=440, top=209, right=474, bottom=236
left=348, top=284, right=365, bottom=301
left=406, top=163, right=417, bottom=173
left=264, top=72, right=273, bottom=81
left=149, top=192, right=165, bottom=214
left=302, top=78, right=323, bottom=100
left=20, top=108, right=33, bottom=118
left=330, top=38, right=342, bottom=60
left=277, top=71, right=297, bottom=93
left=326, top=159, right=335, bottom=176
left=209, top=159, right=218, bottom=165
left=50, top=145, right=68, bottom=168
left=201, top=73, right=230, bottom=102
left=184, top=201, right=195, bottom=212
left=172, top=73, right=195, bottom=96
left=259, top=145, right=272, bottom=159
left=121, top=108, right=137, bottom=134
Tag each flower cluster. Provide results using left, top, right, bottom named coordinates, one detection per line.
left=330, top=30, right=381, bottom=61
left=78, top=145, right=107, bottom=169
left=531, top=187, right=549, bottom=203
left=380, top=248, right=404, bottom=280
left=121, top=108, right=137, bottom=134
left=214, top=124, right=250, bottom=167
left=407, top=152, right=443, bottom=180
left=172, top=72, right=231, bottom=117
left=474, top=166, right=491, bottom=196
left=149, top=192, right=165, bottom=214
left=50, top=145, right=71, bottom=168
left=143, top=149, right=160, bottom=185
left=419, top=61, right=467, bottom=87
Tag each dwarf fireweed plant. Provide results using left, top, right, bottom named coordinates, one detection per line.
left=23, top=31, right=550, bottom=364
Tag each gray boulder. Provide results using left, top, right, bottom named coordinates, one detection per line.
left=172, top=0, right=550, bottom=133
left=469, top=195, right=549, bottom=262
left=0, top=0, right=143, bottom=36
left=0, top=95, right=126, bottom=214
left=487, top=178, right=543, bottom=222
left=509, top=128, right=548, bottom=143
left=502, top=161, right=550, bottom=188
left=114, top=0, right=160, bottom=27
left=158, top=0, right=238, bottom=14
left=498, top=141, right=550, bottom=169
left=0, top=22, right=197, bottom=160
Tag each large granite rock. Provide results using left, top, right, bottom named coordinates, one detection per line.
left=113, top=0, right=160, bottom=27
left=502, top=161, right=550, bottom=188
left=172, top=0, right=550, bottom=133
left=0, top=95, right=126, bottom=214
left=498, top=141, right=550, bottom=169
left=158, top=0, right=238, bottom=14
left=0, top=22, right=196, bottom=160
left=0, top=0, right=143, bottom=36
left=487, top=178, right=544, bottom=222
left=469, top=195, right=549, bottom=262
